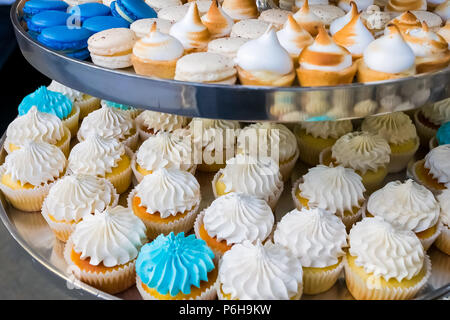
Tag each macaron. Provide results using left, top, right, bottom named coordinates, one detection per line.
left=207, top=37, right=249, bottom=61
left=23, top=0, right=69, bottom=22
left=27, top=10, right=71, bottom=39
left=68, top=3, right=112, bottom=23
left=37, top=26, right=93, bottom=60
left=130, top=18, right=174, bottom=37
left=87, top=27, right=137, bottom=68
left=111, top=0, right=157, bottom=23
left=157, top=5, right=188, bottom=22
left=83, top=15, right=130, bottom=33
left=230, top=19, right=271, bottom=39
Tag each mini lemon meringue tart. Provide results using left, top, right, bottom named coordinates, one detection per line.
left=361, top=112, right=419, bottom=173
left=169, top=2, right=211, bottom=52
left=68, top=134, right=133, bottom=194
left=293, top=0, right=324, bottom=36
left=218, top=240, right=304, bottom=300
left=5, top=106, right=71, bottom=157
left=194, top=192, right=274, bottom=257
left=64, top=206, right=147, bottom=294
left=294, top=120, right=353, bottom=166
left=320, top=131, right=391, bottom=194
left=435, top=189, right=450, bottom=255
left=367, top=180, right=442, bottom=250
left=297, top=26, right=358, bottom=86
left=212, top=154, right=284, bottom=210
left=357, top=24, right=416, bottom=83
left=274, top=207, right=347, bottom=295
left=344, top=217, right=431, bottom=300
left=390, top=10, right=422, bottom=33
left=386, top=0, right=427, bottom=12
left=330, top=1, right=358, bottom=35
left=131, top=22, right=185, bottom=79
left=412, top=144, right=450, bottom=194
left=414, top=98, right=450, bottom=145
left=201, top=0, right=234, bottom=38
left=235, top=26, right=296, bottom=86
left=0, top=141, right=66, bottom=212
left=292, top=164, right=366, bottom=229
left=438, top=21, right=450, bottom=44
left=132, top=131, right=195, bottom=182
left=221, top=0, right=258, bottom=21
left=128, top=168, right=201, bottom=239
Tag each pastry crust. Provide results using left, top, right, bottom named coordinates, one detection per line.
left=296, top=62, right=357, bottom=86
left=131, top=55, right=179, bottom=79
left=357, top=59, right=416, bottom=83
left=237, top=66, right=296, bottom=86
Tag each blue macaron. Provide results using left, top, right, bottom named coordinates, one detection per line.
left=37, top=26, right=93, bottom=60
left=110, top=0, right=157, bottom=23
left=28, top=10, right=71, bottom=39
left=82, top=15, right=130, bottom=33
left=23, top=0, right=69, bottom=22
left=68, top=3, right=111, bottom=23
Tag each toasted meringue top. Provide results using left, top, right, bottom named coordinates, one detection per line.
left=277, top=15, right=314, bottom=57
left=330, top=1, right=358, bottom=35
left=404, top=22, right=449, bottom=58
left=438, top=21, right=450, bottom=47
left=386, top=0, right=427, bottom=12
left=391, top=10, right=422, bottom=32
left=435, top=0, right=450, bottom=22
left=221, top=0, right=258, bottom=20
left=338, top=0, right=374, bottom=11
left=299, top=26, right=353, bottom=71
left=169, top=2, right=210, bottom=50
left=201, top=0, right=234, bottom=38
left=293, top=0, right=324, bottom=36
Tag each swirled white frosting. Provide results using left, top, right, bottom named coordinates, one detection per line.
left=300, top=120, right=353, bottom=139
left=421, top=98, right=450, bottom=125
left=331, top=131, right=391, bottom=174
left=6, top=106, right=65, bottom=146
left=136, top=110, right=187, bottom=133
left=274, top=207, right=347, bottom=268
left=299, top=165, right=365, bottom=216
left=367, top=179, right=440, bottom=233
left=78, top=105, right=135, bottom=141
left=2, top=141, right=66, bottom=186
left=47, top=80, right=84, bottom=103
left=134, top=168, right=200, bottom=218
left=44, top=175, right=118, bottom=222
left=68, top=135, right=125, bottom=176
left=330, top=1, right=357, bottom=35
left=437, top=188, right=450, bottom=227
left=136, top=131, right=193, bottom=172
left=361, top=112, right=418, bottom=144
left=349, top=217, right=425, bottom=281
left=424, top=144, right=450, bottom=184
left=219, top=240, right=303, bottom=300
left=203, top=192, right=274, bottom=245
left=71, top=206, right=147, bottom=267
left=188, top=118, right=240, bottom=149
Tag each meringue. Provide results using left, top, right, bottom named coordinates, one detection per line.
left=338, top=0, right=374, bottom=11
left=438, top=21, right=450, bottom=46
left=201, top=0, right=234, bottom=38
left=391, top=10, right=422, bottom=33
left=330, top=1, right=358, bottom=35
left=293, top=0, right=324, bottom=36
left=221, top=0, right=258, bottom=20
left=277, top=15, right=314, bottom=60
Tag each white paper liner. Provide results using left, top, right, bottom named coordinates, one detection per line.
left=217, top=282, right=303, bottom=300
left=387, top=137, right=419, bottom=173
left=64, top=239, right=136, bottom=294
left=193, top=209, right=227, bottom=259
left=414, top=109, right=438, bottom=147
left=127, top=187, right=200, bottom=240
left=122, top=130, right=139, bottom=152
left=295, top=127, right=335, bottom=167
left=429, top=137, right=438, bottom=150
left=76, top=96, right=101, bottom=119
left=410, top=159, right=445, bottom=196
left=62, top=104, right=80, bottom=138
left=435, top=225, right=450, bottom=255
left=303, top=259, right=344, bottom=295
left=343, top=254, right=431, bottom=300
left=211, top=169, right=284, bottom=211
left=279, top=147, right=299, bottom=182
left=105, top=146, right=133, bottom=194
left=420, top=221, right=442, bottom=251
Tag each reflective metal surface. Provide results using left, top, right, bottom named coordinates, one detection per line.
left=11, top=0, right=450, bottom=122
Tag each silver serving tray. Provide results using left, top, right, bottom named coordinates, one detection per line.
left=10, top=0, right=450, bottom=122
left=0, top=133, right=449, bottom=300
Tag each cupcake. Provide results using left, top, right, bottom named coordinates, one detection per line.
left=128, top=168, right=200, bottom=239
left=293, top=0, right=324, bottom=36
left=414, top=98, right=450, bottom=146
left=201, top=0, right=234, bottom=38
left=330, top=1, right=358, bottom=35
left=212, top=154, right=284, bottom=210
left=344, top=217, right=431, bottom=300
left=64, top=206, right=147, bottom=294
left=432, top=121, right=450, bottom=148
left=292, top=165, right=366, bottom=230
left=297, top=26, right=358, bottom=86
left=357, top=24, right=416, bottom=83
left=47, top=80, right=100, bottom=119
left=68, top=134, right=132, bottom=194
left=135, top=110, right=188, bottom=141
left=235, top=26, right=296, bottom=87
left=188, top=118, right=240, bottom=172
left=274, top=207, right=347, bottom=295
left=218, top=240, right=303, bottom=300
left=41, top=174, right=119, bottom=242
left=435, top=189, right=450, bottom=255
left=18, top=86, right=80, bottom=138
left=221, top=0, right=258, bottom=21
left=131, top=22, right=185, bottom=79
left=366, top=179, right=441, bottom=250
left=412, top=144, right=450, bottom=194
left=135, top=232, right=218, bottom=300
left=132, top=131, right=195, bottom=183
left=236, top=122, right=299, bottom=181
left=320, top=131, right=391, bottom=193
left=5, top=106, right=71, bottom=157
left=194, top=192, right=274, bottom=257
left=294, top=120, right=353, bottom=166
left=78, top=104, right=139, bottom=151
left=361, top=112, right=419, bottom=173
left=0, top=141, right=66, bottom=212
left=100, top=100, right=142, bottom=120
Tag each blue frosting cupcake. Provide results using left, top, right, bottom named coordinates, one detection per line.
left=28, top=11, right=71, bottom=39
left=436, top=122, right=450, bottom=146
left=136, top=232, right=217, bottom=299
left=23, top=0, right=69, bottom=22
left=68, top=3, right=111, bottom=23
left=82, top=16, right=130, bottom=33
left=102, top=100, right=133, bottom=110
left=19, top=86, right=73, bottom=120
left=111, top=0, right=157, bottom=24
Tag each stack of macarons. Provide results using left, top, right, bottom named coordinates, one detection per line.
left=23, top=0, right=68, bottom=23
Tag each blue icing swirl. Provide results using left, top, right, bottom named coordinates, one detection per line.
left=437, top=122, right=450, bottom=146
left=104, top=100, right=133, bottom=111
left=306, top=115, right=335, bottom=122
left=18, top=86, right=73, bottom=120
left=136, top=232, right=215, bottom=296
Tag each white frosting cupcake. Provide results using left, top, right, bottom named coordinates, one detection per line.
left=300, top=120, right=353, bottom=139
left=421, top=98, right=450, bottom=126
left=47, top=80, right=84, bottom=103
left=437, top=189, right=450, bottom=227
left=424, top=144, right=450, bottom=184
left=135, top=110, right=187, bottom=140
left=362, top=112, right=417, bottom=145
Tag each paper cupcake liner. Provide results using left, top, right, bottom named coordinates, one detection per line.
left=218, top=282, right=303, bottom=300
left=388, top=138, right=420, bottom=173
left=103, top=146, right=133, bottom=194
left=122, top=130, right=140, bottom=152
left=296, top=133, right=332, bottom=167
left=420, top=222, right=442, bottom=251
left=343, top=254, right=431, bottom=300
left=62, top=104, right=80, bottom=138
left=429, top=137, right=438, bottom=150
left=41, top=203, right=76, bottom=242
left=137, top=125, right=153, bottom=142
left=64, top=239, right=136, bottom=294
left=211, top=169, right=284, bottom=211
left=435, top=225, right=450, bottom=255
left=279, top=148, right=299, bottom=182
left=194, top=209, right=228, bottom=259
left=303, top=260, right=344, bottom=295
left=75, top=96, right=101, bottom=119
left=410, top=159, right=444, bottom=196
left=127, top=188, right=200, bottom=240
left=414, top=110, right=438, bottom=147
